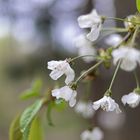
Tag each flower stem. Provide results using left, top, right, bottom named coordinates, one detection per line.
left=105, top=17, right=140, bottom=25
left=75, top=60, right=103, bottom=84
left=102, top=27, right=128, bottom=32
left=134, top=71, right=140, bottom=89
left=108, top=60, right=121, bottom=91
left=69, top=55, right=97, bottom=62
left=130, top=25, right=140, bottom=46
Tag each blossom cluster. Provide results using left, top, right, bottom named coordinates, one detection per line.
left=47, top=8, right=140, bottom=140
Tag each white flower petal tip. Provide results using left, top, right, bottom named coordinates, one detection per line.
left=87, top=24, right=102, bottom=42
left=77, top=9, right=101, bottom=28
left=77, top=9, right=102, bottom=42
left=80, top=127, right=104, bottom=140
left=105, top=34, right=122, bottom=47
left=92, top=96, right=122, bottom=114
left=112, top=47, right=140, bottom=71
left=47, top=60, right=75, bottom=85
left=74, top=101, right=95, bottom=118
left=121, top=92, right=140, bottom=108
left=51, top=86, right=77, bottom=107
left=74, top=34, right=97, bottom=63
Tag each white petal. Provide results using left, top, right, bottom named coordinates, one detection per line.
left=47, top=60, right=60, bottom=70
left=69, top=98, right=76, bottom=107
left=122, top=93, right=140, bottom=105
left=52, top=89, right=60, bottom=99
left=121, top=95, right=128, bottom=105
left=74, top=34, right=97, bottom=63
left=87, top=24, right=101, bottom=41
left=65, top=74, right=74, bottom=85
left=49, top=70, right=64, bottom=80
left=69, top=91, right=77, bottom=107
left=112, top=47, right=126, bottom=59
left=75, top=101, right=94, bottom=118
left=75, top=101, right=86, bottom=113
left=93, top=100, right=101, bottom=110
left=115, top=103, right=122, bottom=113
left=112, top=47, right=140, bottom=71
left=91, top=127, right=104, bottom=140
left=93, top=96, right=107, bottom=111
left=78, top=14, right=94, bottom=28
left=48, top=60, right=75, bottom=84
left=90, top=10, right=101, bottom=22
left=79, top=45, right=97, bottom=63
left=128, top=94, right=140, bottom=104
left=106, top=97, right=116, bottom=111
left=105, top=34, right=122, bottom=47
left=106, top=97, right=121, bottom=113
left=93, top=96, right=121, bottom=113
left=51, top=86, right=77, bottom=107
left=77, top=9, right=101, bottom=28
left=80, top=130, right=91, bottom=140
left=64, top=66, right=75, bottom=85
left=81, top=127, right=104, bottom=140
left=60, top=86, right=73, bottom=101
left=121, top=59, right=137, bottom=71
left=74, top=34, right=92, bottom=48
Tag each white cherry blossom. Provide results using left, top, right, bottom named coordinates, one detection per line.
left=105, top=34, right=122, bottom=47
left=112, top=47, right=140, bottom=71
left=80, top=127, right=104, bottom=140
left=75, top=101, right=95, bottom=118
left=121, top=92, right=140, bottom=108
left=93, top=96, right=121, bottom=113
left=52, top=86, right=77, bottom=107
left=74, top=34, right=97, bottom=62
left=78, top=9, right=102, bottom=41
left=47, top=60, right=75, bottom=85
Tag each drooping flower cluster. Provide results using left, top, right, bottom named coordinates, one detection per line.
left=47, top=8, right=140, bottom=115
left=48, top=60, right=77, bottom=107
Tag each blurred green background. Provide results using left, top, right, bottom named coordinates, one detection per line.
left=0, top=0, right=140, bottom=140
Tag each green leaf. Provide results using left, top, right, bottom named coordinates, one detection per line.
left=22, top=125, right=31, bottom=140
left=136, top=0, right=140, bottom=12
left=9, top=115, right=23, bottom=140
left=47, top=101, right=55, bottom=126
left=29, top=117, right=43, bottom=140
left=20, top=90, right=39, bottom=100
left=20, top=99, right=44, bottom=134
left=54, top=99, right=67, bottom=111
left=32, top=79, right=42, bottom=92
left=20, top=79, right=42, bottom=100
left=46, top=100, right=67, bottom=126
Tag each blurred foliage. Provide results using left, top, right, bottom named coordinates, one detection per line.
left=20, top=79, right=42, bottom=100
left=136, top=0, right=140, bottom=12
